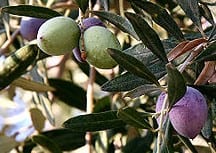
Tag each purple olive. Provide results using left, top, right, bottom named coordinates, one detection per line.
left=20, top=17, right=46, bottom=41
left=81, top=17, right=105, bottom=31
left=72, top=47, right=86, bottom=63
left=156, top=87, right=208, bottom=139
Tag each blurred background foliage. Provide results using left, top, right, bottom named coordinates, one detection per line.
left=0, top=0, right=216, bottom=153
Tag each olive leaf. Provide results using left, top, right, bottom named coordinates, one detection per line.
left=75, top=0, right=89, bottom=14
left=92, top=10, right=139, bottom=40
left=32, top=135, right=62, bottom=153
left=48, top=79, right=87, bottom=111
left=194, top=41, right=216, bottom=62
left=1, top=5, right=61, bottom=19
left=0, top=44, right=39, bottom=90
left=42, top=129, right=86, bottom=151
left=117, top=107, right=152, bottom=130
left=132, top=0, right=185, bottom=41
left=166, top=63, right=186, bottom=107
left=63, top=111, right=125, bottom=132
left=107, top=48, right=160, bottom=86
left=101, top=72, right=150, bottom=92
left=125, top=12, right=169, bottom=64
left=176, top=0, right=203, bottom=33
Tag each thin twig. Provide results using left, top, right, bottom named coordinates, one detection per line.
left=156, top=93, right=169, bottom=153
left=0, top=29, right=20, bottom=55
left=86, top=66, right=96, bottom=153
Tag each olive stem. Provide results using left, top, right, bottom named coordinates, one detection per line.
left=85, top=66, right=96, bottom=153
left=0, top=29, right=20, bottom=55
left=156, top=93, right=169, bottom=153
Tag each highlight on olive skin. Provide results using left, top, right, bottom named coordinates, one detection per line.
left=82, top=26, right=121, bottom=69
left=37, top=16, right=81, bottom=56
left=20, top=17, right=46, bottom=41
left=156, top=87, right=208, bottom=139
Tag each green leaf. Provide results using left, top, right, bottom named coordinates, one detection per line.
left=0, top=44, right=39, bottom=90
left=92, top=11, right=139, bottom=40
left=194, top=41, right=216, bottom=62
left=125, top=12, right=168, bottom=63
left=176, top=0, right=202, bottom=32
left=208, top=26, right=216, bottom=41
left=123, top=43, right=166, bottom=76
left=132, top=0, right=184, bottom=41
left=32, top=135, right=62, bottom=153
left=93, top=96, right=111, bottom=113
left=101, top=72, right=150, bottom=92
left=23, top=139, right=36, bottom=153
left=63, top=111, right=125, bottom=132
left=156, top=119, right=175, bottom=153
left=124, top=84, right=161, bottom=99
left=199, top=4, right=215, bottom=25
left=190, top=84, right=216, bottom=99
left=123, top=136, right=153, bottom=153
left=166, top=63, right=186, bottom=107
left=117, top=107, right=152, bottom=129
left=75, top=0, right=89, bottom=13
left=42, top=129, right=86, bottom=151
left=177, top=135, right=198, bottom=153
left=107, top=48, right=160, bottom=86
left=48, top=79, right=87, bottom=110
left=1, top=5, right=61, bottom=19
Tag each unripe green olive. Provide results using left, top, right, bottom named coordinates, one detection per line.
left=37, top=16, right=80, bottom=55
left=83, top=26, right=121, bottom=69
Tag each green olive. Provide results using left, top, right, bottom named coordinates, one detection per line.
left=83, top=26, right=121, bottom=69
left=37, top=16, right=80, bottom=55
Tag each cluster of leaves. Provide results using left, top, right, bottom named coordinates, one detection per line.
left=0, top=0, right=216, bottom=153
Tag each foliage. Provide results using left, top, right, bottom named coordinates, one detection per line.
left=0, top=0, right=215, bottom=153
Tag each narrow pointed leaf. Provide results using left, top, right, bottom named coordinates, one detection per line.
left=0, top=44, right=38, bottom=90
left=177, top=135, right=198, bottom=153
left=176, top=0, right=202, bottom=32
left=194, top=41, right=216, bottom=62
left=42, top=129, right=86, bottom=151
left=1, top=5, right=61, bottom=19
left=92, top=11, right=139, bottom=40
left=199, top=4, right=215, bottom=25
left=32, top=135, right=62, bottom=153
left=123, top=137, right=152, bottom=153
left=48, top=79, right=87, bottom=110
left=190, top=84, right=216, bottom=99
left=125, top=12, right=168, bottom=63
left=75, top=0, right=89, bottom=13
left=101, top=72, right=150, bottom=92
left=166, top=63, right=186, bottom=107
left=63, top=111, right=125, bottom=132
left=107, top=48, right=160, bottom=86
left=117, top=107, right=152, bottom=129
left=159, top=119, right=175, bottom=153
left=124, top=84, right=161, bottom=99
left=12, top=77, right=55, bottom=92
left=208, top=26, right=216, bottom=41
left=132, top=0, right=184, bottom=41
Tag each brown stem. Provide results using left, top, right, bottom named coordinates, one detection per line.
left=85, top=66, right=96, bottom=153
left=0, top=29, right=20, bottom=55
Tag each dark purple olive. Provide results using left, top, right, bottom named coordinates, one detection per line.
left=156, top=87, right=208, bottom=139
left=20, top=17, right=46, bottom=41
left=81, top=17, right=105, bottom=31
